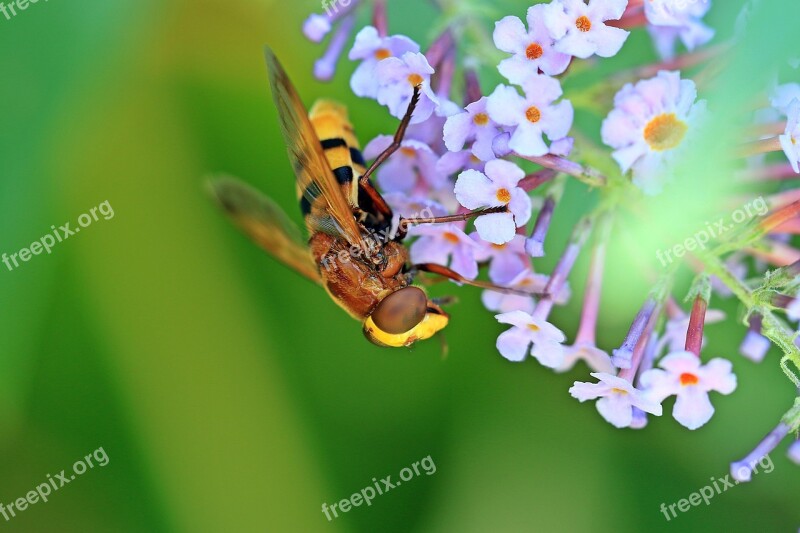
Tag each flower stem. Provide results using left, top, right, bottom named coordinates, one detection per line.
left=575, top=215, right=613, bottom=345
left=373, top=0, right=388, bottom=36
left=513, top=152, right=608, bottom=188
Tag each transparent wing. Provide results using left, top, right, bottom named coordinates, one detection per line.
left=264, top=47, right=365, bottom=250
left=208, top=176, right=321, bottom=284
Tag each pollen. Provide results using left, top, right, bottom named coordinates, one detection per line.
left=679, top=372, right=699, bottom=386
left=525, top=106, right=541, bottom=123
left=407, top=73, right=424, bottom=86
left=611, top=387, right=628, bottom=395
left=374, top=48, right=391, bottom=60
left=527, top=323, right=540, bottom=332
left=575, top=16, right=592, bottom=32
left=491, top=243, right=506, bottom=250
left=443, top=232, right=460, bottom=244
left=400, top=147, right=416, bottom=157
left=473, top=112, right=490, bottom=126
left=496, top=188, right=511, bottom=203
left=644, top=113, right=688, bottom=151
left=526, top=43, right=544, bottom=60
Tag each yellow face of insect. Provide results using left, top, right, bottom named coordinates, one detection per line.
left=362, top=287, right=449, bottom=347
left=363, top=311, right=449, bottom=347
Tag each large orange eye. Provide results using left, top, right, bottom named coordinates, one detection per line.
left=371, top=287, right=428, bottom=334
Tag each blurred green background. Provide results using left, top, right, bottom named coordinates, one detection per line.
left=1, top=0, right=798, bottom=531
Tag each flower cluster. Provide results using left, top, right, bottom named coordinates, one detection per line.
left=300, top=0, right=800, bottom=475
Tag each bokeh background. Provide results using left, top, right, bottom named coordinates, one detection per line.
left=1, top=0, right=799, bottom=531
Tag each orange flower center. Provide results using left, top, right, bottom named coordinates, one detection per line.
left=644, top=113, right=688, bottom=151
left=473, top=112, right=490, bottom=126
left=525, top=106, right=541, bottom=123
left=527, top=323, right=540, bottom=332
left=442, top=232, right=460, bottom=244
left=496, top=188, right=511, bottom=203
left=526, top=43, right=544, bottom=60
left=407, top=73, right=423, bottom=86
left=611, top=387, right=628, bottom=395
left=679, top=372, right=700, bottom=386
left=400, top=147, right=416, bottom=157
left=575, top=16, right=592, bottom=32
left=374, top=48, right=391, bottom=60
left=491, top=243, right=506, bottom=250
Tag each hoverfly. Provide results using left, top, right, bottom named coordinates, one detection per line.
left=210, top=47, right=535, bottom=348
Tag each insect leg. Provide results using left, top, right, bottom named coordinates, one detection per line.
left=396, top=206, right=508, bottom=239
left=411, top=263, right=546, bottom=297
left=358, top=177, right=393, bottom=219
left=359, top=85, right=421, bottom=185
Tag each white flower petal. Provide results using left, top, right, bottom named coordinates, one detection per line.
left=497, top=328, right=531, bottom=362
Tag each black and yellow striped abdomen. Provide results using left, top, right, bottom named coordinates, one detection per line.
left=299, top=100, right=366, bottom=222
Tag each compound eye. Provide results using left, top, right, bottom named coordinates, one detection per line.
left=371, top=287, right=428, bottom=334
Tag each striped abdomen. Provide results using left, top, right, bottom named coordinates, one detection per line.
left=300, top=100, right=366, bottom=224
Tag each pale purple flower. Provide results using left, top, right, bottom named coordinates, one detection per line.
left=570, top=372, right=663, bottom=428
left=739, top=314, right=771, bottom=363
left=789, top=440, right=800, bottom=465
left=787, top=294, right=800, bottom=322
left=645, top=0, right=714, bottom=60
left=482, top=268, right=569, bottom=315
left=313, top=15, right=356, bottom=81
left=472, top=232, right=528, bottom=283
left=364, top=136, right=446, bottom=193
left=543, top=0, right=630, bottom=59
left=731, top=422, right=788, bottom=482
left=495, top=310, right=567, bottom=367
left=375, top=52, right=439, bottom=124
left=601, top=71, right=706, bottom=195
left=436, top=150, right=486, bottom=178
left=303, top=14, right=332, bottom=43
left=486, top=76, right=574, bottom=157
left=778, top=99, right=800, bottom=173
left=549, top=136, right=574, bottom=157
left=640, top=351, right=737, bottom=430
left=454, top=159, right=533, bottom=244
left=739, top=329, right=771, bottom=363
left=407, top=102, right=458, bottom=154
left=383, top=192, right=448, bottom=220
left=348, top=26, right=420, bottom=98
left=557, top=343, right=615, bottom=373
left=383, top=192, right=447, bottom=236
left=443, top=97, right=501, bottom=161
left=494, top=4, right=572, bottom=82
left=409, top=223, right=479, bottom=280
left=771, top=83, right=800, bottom=115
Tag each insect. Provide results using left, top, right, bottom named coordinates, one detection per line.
left=210, top=47, right=536, bottom=348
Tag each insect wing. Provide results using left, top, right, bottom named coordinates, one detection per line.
left=209, top=176, right=321, bottom=284
left=264, top=47, right=365, bottom=250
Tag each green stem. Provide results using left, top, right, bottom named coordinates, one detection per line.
left=697, top=250, right=800, bottom=428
